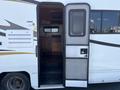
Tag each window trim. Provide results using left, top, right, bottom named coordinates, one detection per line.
left=69, top=9, right=86, bottom=37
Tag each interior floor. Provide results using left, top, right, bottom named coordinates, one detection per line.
left=38, top=3, right=64, bottom=85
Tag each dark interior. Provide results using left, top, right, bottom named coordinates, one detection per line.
left=38, top=3, right=64, bottom=85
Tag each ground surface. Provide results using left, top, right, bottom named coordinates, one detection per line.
left=31, top=83, right=120, bottom=90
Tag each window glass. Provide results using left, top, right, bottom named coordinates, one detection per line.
left=102, top=11, right=120, bottom=33
left=90, top=11, right=101, bottom=33
left=69, top=10, right=86, bottom=36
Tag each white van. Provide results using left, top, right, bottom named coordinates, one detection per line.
left=0, top=0, right=120, bottom=90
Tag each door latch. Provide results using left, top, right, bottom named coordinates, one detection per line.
left=81, top=48, right=88, bottom=54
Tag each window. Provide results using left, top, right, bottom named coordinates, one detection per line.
left=69, top=10, right=86, bottom=36
left=90, top=11, right=101, bottom=33
left=102, top=11, right=120, bottom=33
left=90, top=10, right=120, bottom=34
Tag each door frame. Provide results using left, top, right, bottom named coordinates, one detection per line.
left=37, top=2, right=65, bottom=87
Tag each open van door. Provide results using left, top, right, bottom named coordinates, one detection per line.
left=65, top=3, right=90, bottom=88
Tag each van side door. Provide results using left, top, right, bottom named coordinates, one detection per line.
left=65, top=3, right=90, bottom=88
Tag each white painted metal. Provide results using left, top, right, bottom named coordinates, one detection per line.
left=66, top=80, right=87, bottom=87
left=66, top=46, right=88, bottom=58
left=89, top=34, right=120, bottom=84
left=0, top=0, right=39, bottom=89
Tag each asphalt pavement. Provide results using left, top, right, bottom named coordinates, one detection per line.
left=31, top=82, right=120, bottom=90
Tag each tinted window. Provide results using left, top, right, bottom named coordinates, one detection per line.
left=102, top=11, right=120, bottom=33
left=90, top=11, right=101, bottom=33
left=69, top=10, right=86, bottom=36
